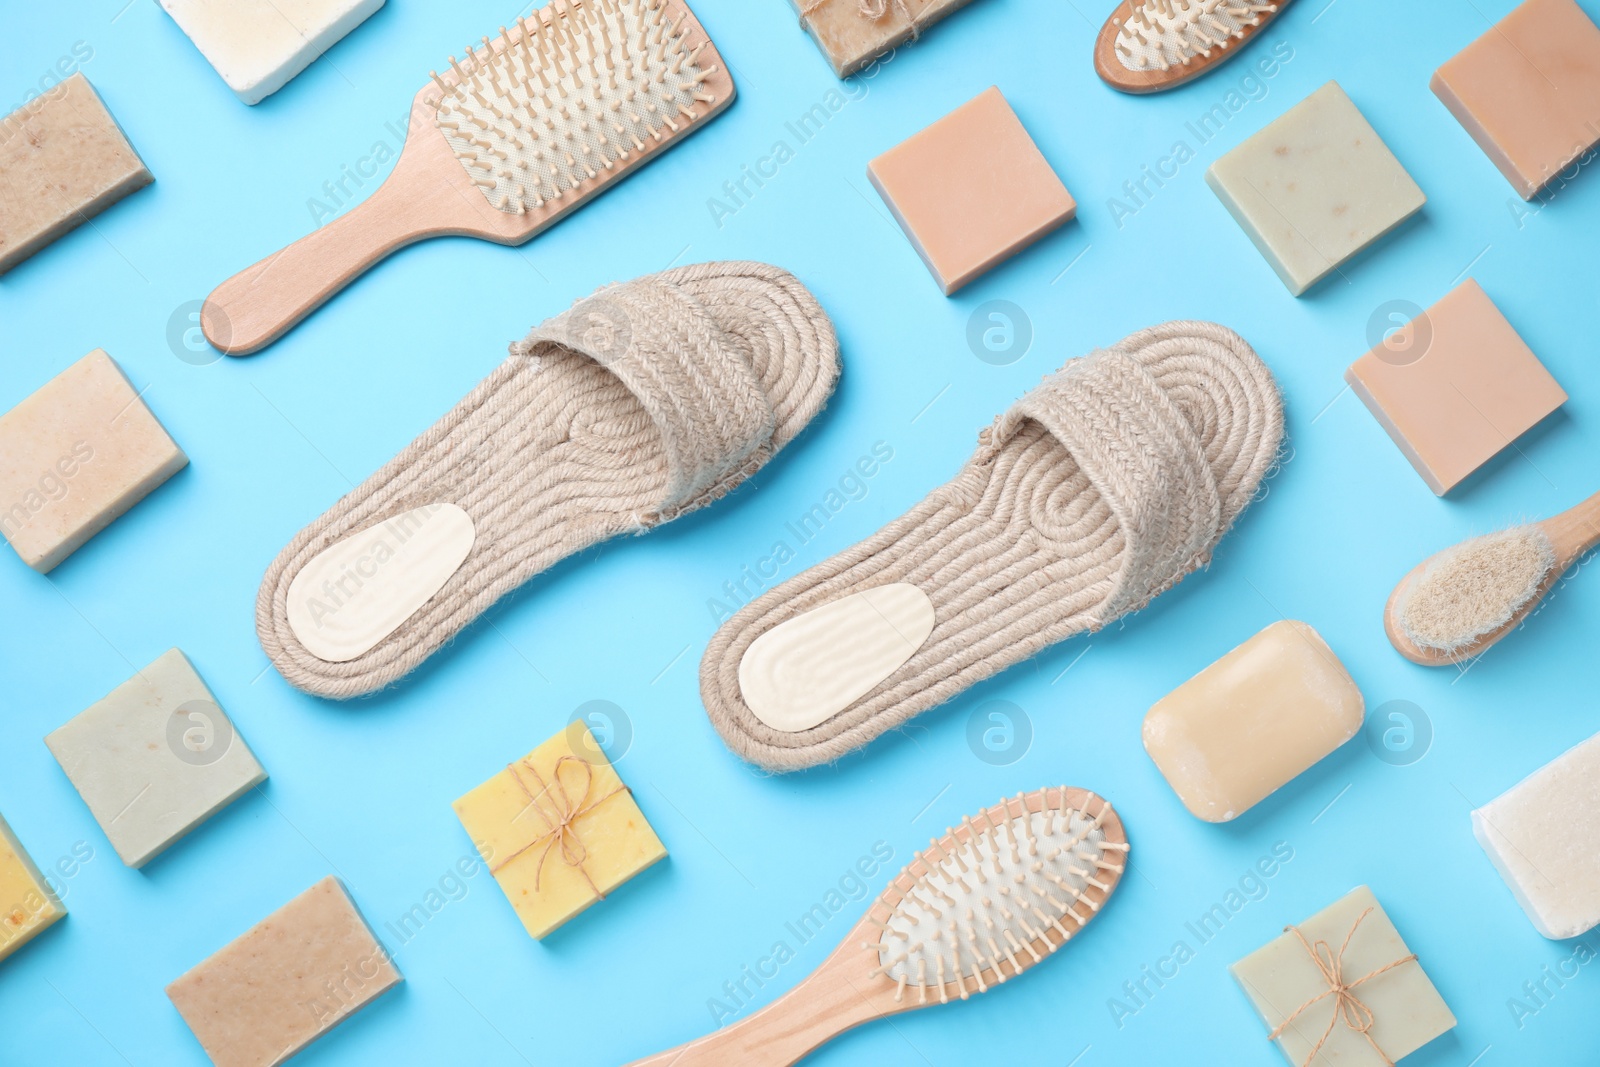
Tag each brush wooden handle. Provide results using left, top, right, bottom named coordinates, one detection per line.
left=1542, top=488, right=1600, bottom=563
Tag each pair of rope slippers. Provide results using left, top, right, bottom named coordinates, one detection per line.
left=258, top=261, right=1284, bottom=771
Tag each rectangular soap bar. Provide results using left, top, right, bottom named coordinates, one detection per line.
left=0, top=814, right=65, bottom=964
left=1345, top=279, right=1566, bottom=496
left=1206, top=81, right=1425, bottom=295
left=158, top=0, right=387, bottom=105
left=1431, top=0, right=1600, bottom=199
left=46, top=649, right=266, bottom=868
left=1143, top=620, right=1364, bottom=822
left=454, top=722, right=666, bottom=940
left=791, top=0, right=982, bottom=77
left=167, top=877, right=401, bottom=1067
left=0, top=349, right=188, bottom=573
left=0, top=73, right=152, bottom=274
left=1232, top=886, right=1456, bottom=1066
left=1473, top=730, right=1600, bottom=939
left=868, top=86, right=1075, bottom=295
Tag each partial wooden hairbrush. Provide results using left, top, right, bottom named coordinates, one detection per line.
left=202, top=0, right=734, bottom=355
left=1094, top=0, right=1288, bottom=94
left=626, top=787, right=1129, bottom=1066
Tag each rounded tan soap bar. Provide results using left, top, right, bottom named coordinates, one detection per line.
left=1143, top=620, right=1364, bottom=822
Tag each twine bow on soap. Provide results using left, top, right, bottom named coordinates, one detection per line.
left=798, top=0, right=924, bottom=40
left=1267, top=907, right=1419, bottom=1067
left=492, top=755, right=628, bottom=900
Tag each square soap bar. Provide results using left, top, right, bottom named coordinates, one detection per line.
left=0, top=349, right=188, bottom=573
left=1432, top=0, right=1600, bottom=199
left=792, top=0, right=982, bottom=77
left=454, top=722, right=666, bottom=939
left=868, top=86, right=1075, bottom=295
left=158, top=0, right=386, bottom=105
left=46, top=649, right=265, bottom=868
left=1143, top=620, right=1364, bottom=822
left=167, top=877, right=401, bottom=1067
left=1206, top=81, right=1425, bottom=295
left=1233, top=886, right=1455, bottom=1066
left=0, top=814, right=65, bottom=964
left=0, top=73, right=152, bottom=274
left=1473, top=730, right=1600, bottom=939
left=1345, top=279, right=1566, bottom=496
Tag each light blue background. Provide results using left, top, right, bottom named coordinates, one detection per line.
left=2, top=0, right=1598, bottom=1063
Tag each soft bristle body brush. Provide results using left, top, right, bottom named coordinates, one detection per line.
left=202, top=0, right=734, bottom=355
left=626, top=787, right=1129, bottom=1066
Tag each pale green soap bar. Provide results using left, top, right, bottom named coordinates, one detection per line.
left=1207, top=81, right=1425, bottom=296
left=45, top=649, right=266, bottom=868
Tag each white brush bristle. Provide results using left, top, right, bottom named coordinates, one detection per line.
left=868, top=790, right=1127, bottom=1005
left=1114, top=0, right=1279, bottom=72
left=431, top=0, right=720, bottom=215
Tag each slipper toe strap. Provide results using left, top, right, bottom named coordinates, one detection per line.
left=999, top=347, right=1223, bottom=621
left=517, top=279, right=776, bottom=516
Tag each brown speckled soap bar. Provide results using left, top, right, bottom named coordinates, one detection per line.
left=791, top=0, right=983, bottom=77
left=167, top=877, right=401, bottom=1067
left=0, top=72, right=152, bottom=274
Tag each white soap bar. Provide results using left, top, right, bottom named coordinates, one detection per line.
left=46, top=649, right=266, bottom=868
left=157, top=0, right=386, bottom=105
left=1473, top=731, right=1600, bottom=939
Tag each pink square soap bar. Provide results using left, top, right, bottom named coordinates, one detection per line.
left=1345, top=280, right=1565, bottom=495
left=1432, top=0, right=1600, bottom=199
left=869, top=87, right=1075, bottom=295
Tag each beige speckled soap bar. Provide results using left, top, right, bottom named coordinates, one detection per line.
left=0, top=73, right=152, bottom=274
left=1143, top=621, right=1365, bottom=822
left=791, top=0, right=983, bottom=77
left=0, top=814, right=65, bottom=964
left=167, top=877, right=401, bottom=1067
left=0, top=349, right=187, bottom=573
left=1207, top=81, right=1425, bottom=295
left=1432, top=0, right=1600, bottom=199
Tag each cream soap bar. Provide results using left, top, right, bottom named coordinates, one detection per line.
left=46, top=649, right=266, bottom=868
left=0, top=73, right=152, bottom=274
left=1432, top=0, right=1600, bottom=199
left=1206, top=81, right=1425, bottom=296
left=0, top=814, right=65, bottom=964
left=1143, top=620, right=1364, bottom=822
left=158, top=0, right=387, bottom=105
left=1233, top=886, right=1456, bottom=1065
left=0, top=349, right=188, bottom=573
left=1473, top=730, right=1600, bottom=939
left=791, top=0, right=983, bottom=77
left=167, top=877, right=401, bottom=1067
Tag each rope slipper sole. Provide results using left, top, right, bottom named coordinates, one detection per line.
left=701, top=321, right=1283, bottom=771
left=258, top=261, right=839, bottom=699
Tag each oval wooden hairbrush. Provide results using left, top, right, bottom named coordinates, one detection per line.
left=202, top=0, right=734, bottom=355
left=625, top=787, right=1129, bottom=1066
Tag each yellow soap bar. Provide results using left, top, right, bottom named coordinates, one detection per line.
left=454, top=722, right=665, bottom=940
left=0, top=813, right=65, bottom=963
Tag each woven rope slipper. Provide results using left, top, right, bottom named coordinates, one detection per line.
left=258, top=261, right=839, bottom=699
left=701, top=320, right=1282, bottom=771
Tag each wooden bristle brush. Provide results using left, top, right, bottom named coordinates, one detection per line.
left=626, top=787, right=1129, bottom=1066
left=202, top=0, right=734, bottom=355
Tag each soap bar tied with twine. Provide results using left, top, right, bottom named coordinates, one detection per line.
left=799, top=0, right=926, bottom=37
left=791, top=0, right=981, bottom=77
left=1268, top=907, right=1418, bottom=1066
left=493, top=754, right=629, bottom=900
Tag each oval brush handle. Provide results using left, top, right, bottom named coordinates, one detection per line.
left=1543, top=488, right=1600, bottom=563
left=201, top=164, right=448, bottom=356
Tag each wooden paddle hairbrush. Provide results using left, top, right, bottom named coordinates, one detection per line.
left=202, top=0, right=734, bottom=355
left=626, top=787, right=1129, bottom=1066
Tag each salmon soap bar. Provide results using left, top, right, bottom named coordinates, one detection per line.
left=792, top=0, right=982, bottom=77
left=0, top=814, right=65, bottom=964
left=1206, top=81, right=1425, bottom=295
left=167, top=877, right=401, bottom=1067
left=1345, top=280, right=1566, bottom=496
left=1473, top=730, right=1600, bottom=939
left=868, top=86, right=1075, bottom=295
left=0, top=73, right=152, bottom=274
left=454, top=722, right=666, bottom=939
left=1143, top=621, right=1364, bottom=822
left=158, top=0, right=387, bottom=105
left=1232, top=886, right=1456, bottom=1066
left=1432, top=0, right=1600, bottom=199
left=0, top=349, right=188, bottom=573
left=46, top=649, right=265, bottom=868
